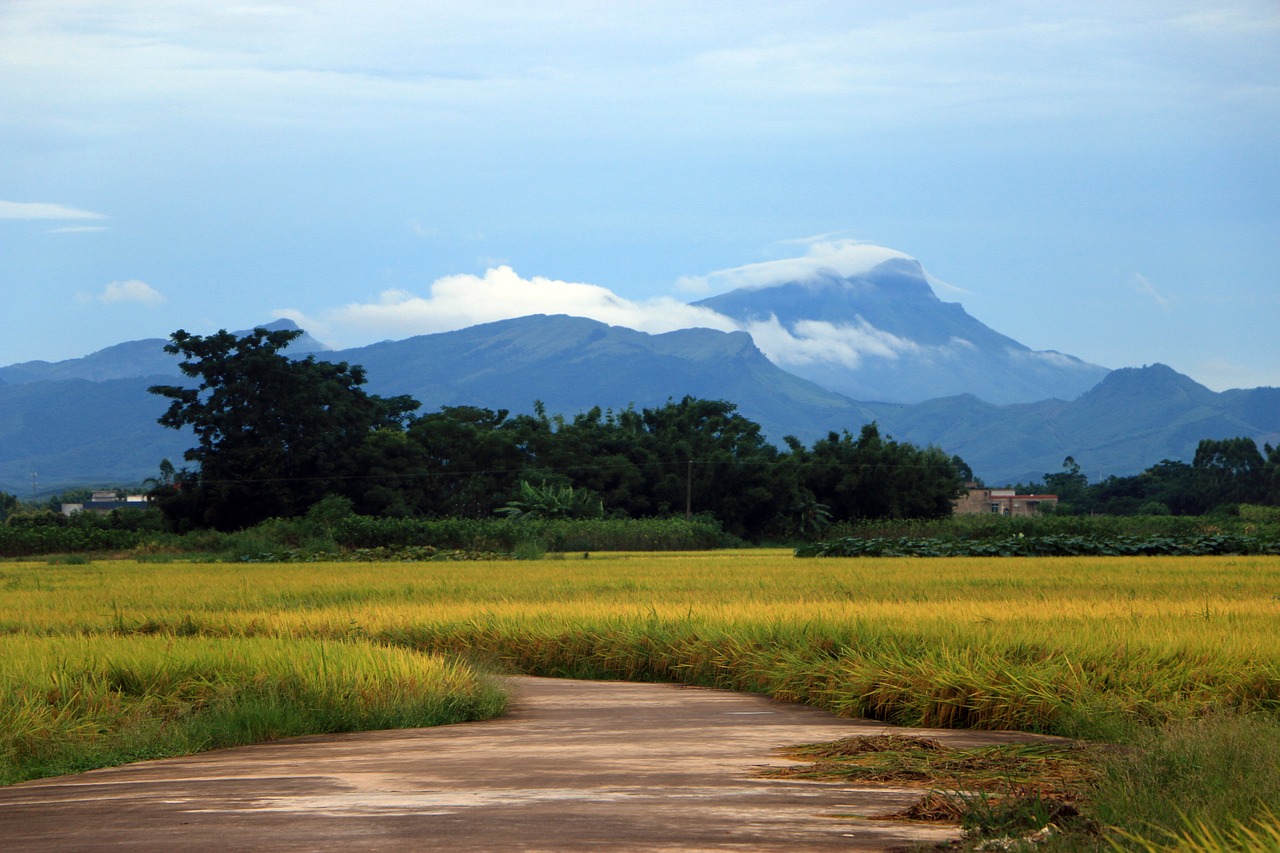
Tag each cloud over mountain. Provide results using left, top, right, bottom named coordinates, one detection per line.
left=275, top=239, right=1106, bottom=403
left=677, top=240, right=912, bottom=294
left=283, top=265, right=740, bottom=343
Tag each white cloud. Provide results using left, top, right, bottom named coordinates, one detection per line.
left=79, top=280, right=166, bottom=307
left=298, top=246, right=963, bottom=376
left=0, top=200, right=106, bottom=220
left=678, top=239, right=912, bottom=294
left=317, top=265, right=739, bottom=342
left=1007, top=348, right=1092, bottom=369
left=1135, top=273, right=1174, bottom=309
left=740, top=315, right=923, bottom=370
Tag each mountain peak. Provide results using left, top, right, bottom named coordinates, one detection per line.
left=692, top=254, right=1108, bottom=405
left=238, top=319, right=330, bottom=354
left=1080, top=363, right=1214, bottom=406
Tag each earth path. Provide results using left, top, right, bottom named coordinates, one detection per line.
left=0, top=677, right=1060, bottom=852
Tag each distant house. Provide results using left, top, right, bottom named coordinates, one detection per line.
left=60, top=491, right=150, bottom=516
left=953, top=486, right=1058, bottom=517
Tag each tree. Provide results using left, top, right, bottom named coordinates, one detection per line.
left=405, top=406, right=529, bottom=517
left=497, top=480, right=605, bottom=520
left=800, top=423, right=965, bottom=521
left=637, top=397, right=790, bottom=536
left=1193, top=437, right=1266, bottom=509
left=1141, top=460, right=1204, bottom=515
left=1266, top=443, right=1280, bottom=507
left=1043, top=456, right=1091, bottom=513
left=148, top=327, right=418, bottom=530
left=0, top=491, right=17, bottom=523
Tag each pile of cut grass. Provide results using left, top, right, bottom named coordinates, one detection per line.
left=765, top=734, right=1099, bottom=844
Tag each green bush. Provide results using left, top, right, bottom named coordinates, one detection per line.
left=797, top=532, right=1280, bottom=558
left=822, top=512, right=1280, bottom=542
left=331, top=515, right=735, bottom=553
left=0, top=524, right=143, bottom=557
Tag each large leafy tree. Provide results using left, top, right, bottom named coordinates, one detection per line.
left=799, top=423, right=965, bottom=521
left=404, top=406, right=529, bottom=517
left=636, top=396, right=790, bottom=535
left=149, top=327, right=418, bottom=530
left=1193, top=436, right=1266, bottom=509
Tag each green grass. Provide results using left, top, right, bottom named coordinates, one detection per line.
left=1090, top=713, right=1280, bottom=851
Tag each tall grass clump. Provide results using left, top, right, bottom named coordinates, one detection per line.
left=1117, top=812, right=1280, bottom=853
left=0, top=634, right=504, bottom=785
left=1091, top=714, right=1280, bottom=851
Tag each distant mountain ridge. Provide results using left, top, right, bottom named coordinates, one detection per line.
left=1, top=315, right=1276, bottom=493
left=694, top=257, right=1108, bottom=404
left=860, top=364, right=1280, bottom=484
left=0, top=319, right=328, bottom=385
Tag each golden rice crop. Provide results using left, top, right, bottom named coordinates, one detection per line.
left=2, top=551, right=1277, bottom=738
left=0, top=633, right=504, bottom=784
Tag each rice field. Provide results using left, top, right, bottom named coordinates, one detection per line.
left=3, top=551, right=1279, bottom=846
left=5, top=553, right=1280, bottom=723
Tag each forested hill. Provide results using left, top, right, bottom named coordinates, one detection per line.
left=860, top=365, right=1280, bottom=484
left=334, top=315, right=878, bottom=442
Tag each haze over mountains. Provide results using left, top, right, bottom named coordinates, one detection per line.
left=1, top=251, right=1276, bottom=495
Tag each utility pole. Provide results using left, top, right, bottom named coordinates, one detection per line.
left=685, top=459, right=692, bottom=521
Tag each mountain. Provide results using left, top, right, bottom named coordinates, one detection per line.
left=324, top=315, right=876, bottom=444
left=0, top=376, right=191, bottom=494
left=694, top=257, right=1108, bottom=404
left=863, top=365, right=1280, bottom=484
left=0, top=319, right=327, bottom=385
left=0, top=315, right=874, bottom=494
left=0, top=321, right=1275, bottom=494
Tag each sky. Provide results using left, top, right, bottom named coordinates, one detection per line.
left=2, top=1, right=1277, bottom=391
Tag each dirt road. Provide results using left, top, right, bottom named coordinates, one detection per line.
left=0, top=677, right=1051, bottom=851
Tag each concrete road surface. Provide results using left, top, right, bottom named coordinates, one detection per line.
left=0, top=677, right=1055, bottom=852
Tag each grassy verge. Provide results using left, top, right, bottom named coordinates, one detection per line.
left=1086, top=714, right=1280, bottom=852
left=0, top=634, right=505, bottom=785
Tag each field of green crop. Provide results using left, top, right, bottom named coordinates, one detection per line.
left=3, top=551, right=1278, bottom=850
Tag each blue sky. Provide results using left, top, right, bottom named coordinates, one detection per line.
left=2, top=1, right=1277, bottom=391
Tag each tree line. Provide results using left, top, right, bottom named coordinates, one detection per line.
left=1016, top=438, right=1280, bottom=516
left=143, top=327, right=968, bottom=536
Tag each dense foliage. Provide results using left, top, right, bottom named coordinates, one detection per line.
left=797, top=532, right=1280, bottom=558
left=0, top=511, right=736, bottom=560
left=1017, top=439, right=1280, bottom=516
left=799, top=506, right=1280, bottom=557
left=0, top=509, right=159, bottom=556
left=145, top=328, right=968, bottom=537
